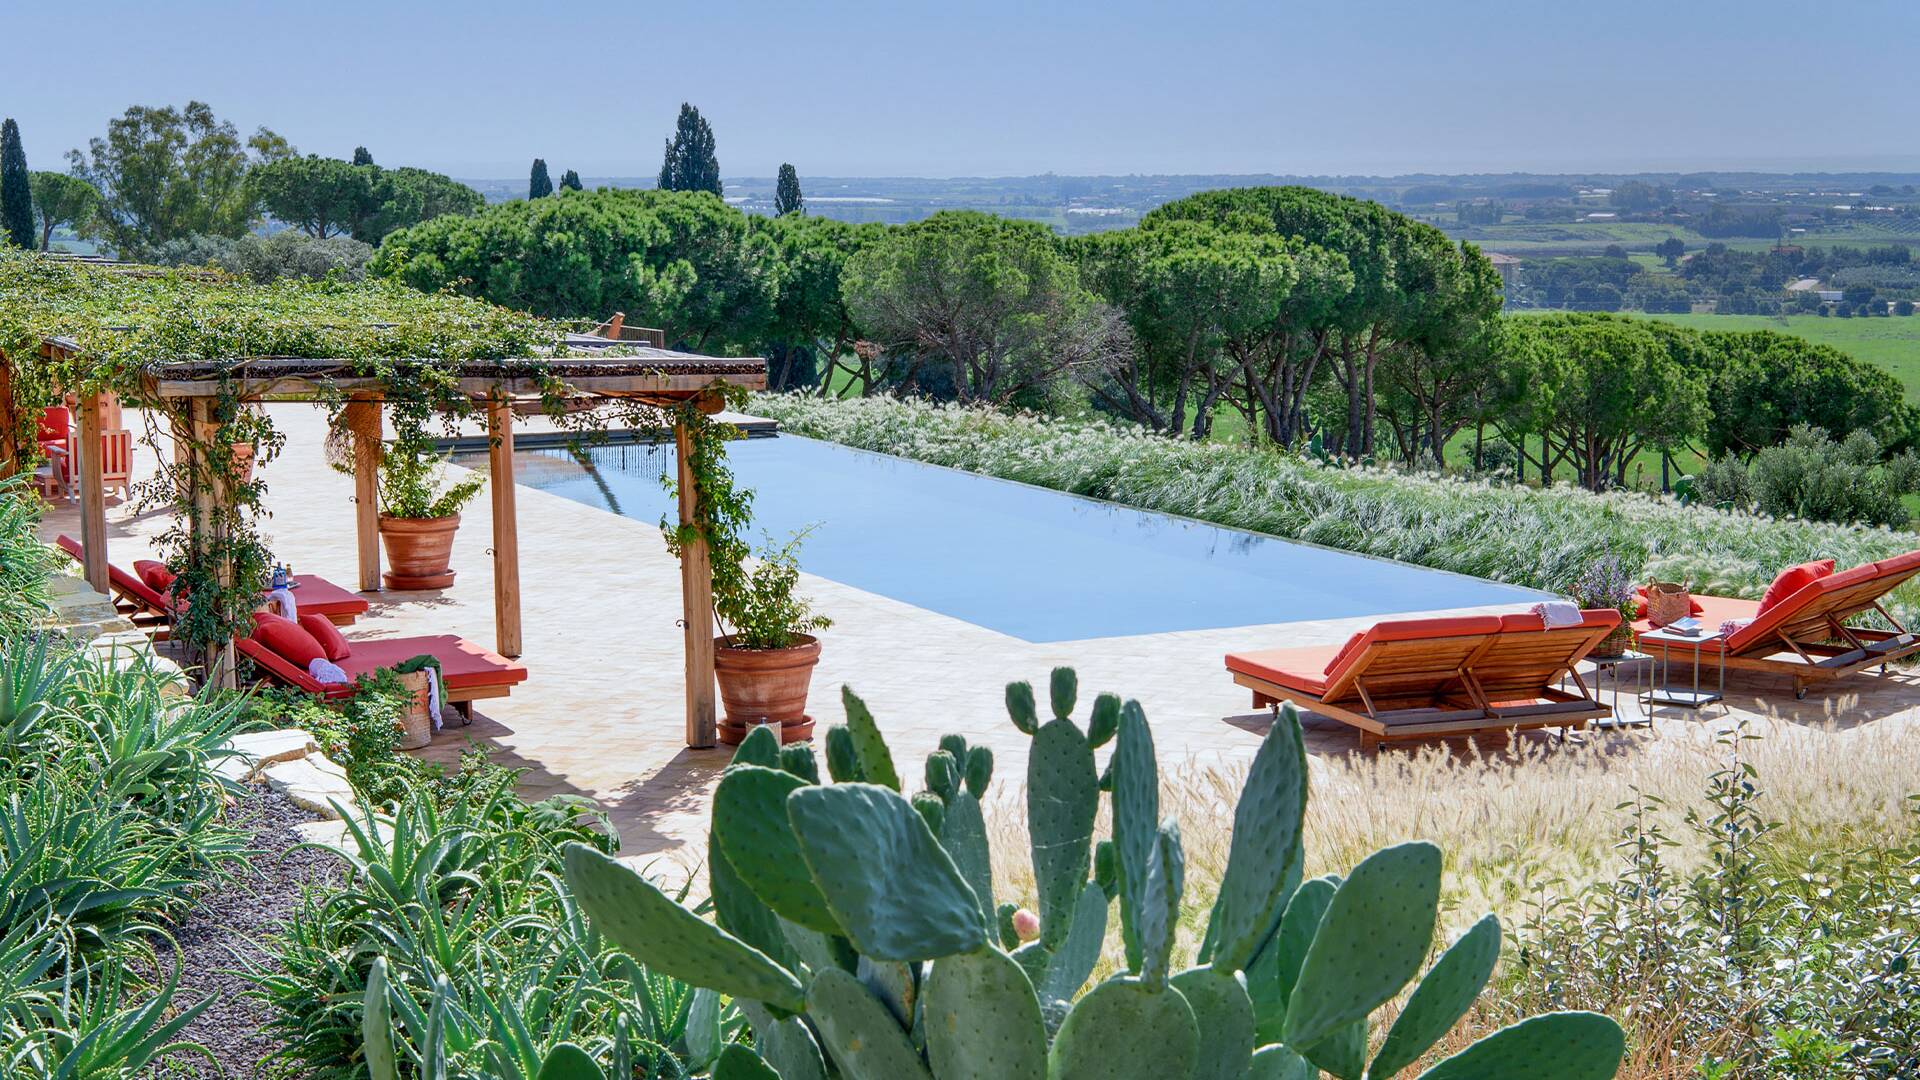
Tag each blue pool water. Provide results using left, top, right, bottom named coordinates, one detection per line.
left=467, top=435, right=1549, bottom=643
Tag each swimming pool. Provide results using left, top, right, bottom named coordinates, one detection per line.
left=459, top=435, right=1550, bottom=642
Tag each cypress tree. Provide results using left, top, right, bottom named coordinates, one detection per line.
left=351, top=146, right=374, bottom=166
left=656, top=103, right=721, bottom=196
left=0, top=120, right=33, bottom=250
left=559, top=169, right=583, bottom=191
left=528, top=158, right=553, bottom=199
left=774, top=163, right=804, bottom=216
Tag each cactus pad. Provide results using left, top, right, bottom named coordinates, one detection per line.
left=1204, top=706, right=1308, bottom=974
left=824, top=725, right=862, bottom=782
left=1085, top=692, right=1120, bottom=748
left=787, top=783, right=988, bottom=961
left=924, top=946, right=1049, bottom=1080
left=911, top=790, right=946, bottom=834
left=1248, top=1045, right=1316, bottom=1080
left=840, top=687, right=901, bottom=790
left=732, top=724, right=781, bottom=767
left=1413, top=1011, right=1624, bottom=1080
left=963, top=745, right=993, bottom=797
left=1250, top=872, right=1336, bottom=1043
left=562, top=843, right=806, bottom=1014
left=925, top=749, right=959, bottom=800
left=779, top=743, right=820, bottom=783
left=1027, top=717, right=1098, bottom=950
left=708, top=830, right=798, bottom=973
left=1109, top=699, right=1159, bottom=973
left=1370, top=913, right=1502, bottom=1079
left=1169, top=966, right=1255, bottom=1080
left=1282, top=842, right=1440, bottom=1049
left=1048, top=977, right=1199, bottom=1080
left=1301, top=1018, right=1368, bottom=1079
left=712, top=1046, right=780, bottom=1080
left=1005, top=680, right=1039, bottom=733
left=1138, top=820, right=1185, bottom=987
left=713, top=765, right=842, bottom=935
left=806, top=966, right=934, bottom=1080
left=1039, top=882, right=1108, bottom=1004
left=1049, top=666, right=1078, bottom=718
left=940, top=789, right=996, bottom=928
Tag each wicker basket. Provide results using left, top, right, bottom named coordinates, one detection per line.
left=395, top=670, right=434, bottom=750
left=1644, top=581, right=1692, bottom=628
left=1590, top=623, right=1635, bottom=659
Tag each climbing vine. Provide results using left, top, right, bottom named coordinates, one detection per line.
left=0, top=250, right=690, bottom=674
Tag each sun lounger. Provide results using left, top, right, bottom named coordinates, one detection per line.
left=237, top=629, right=527, bottom=720
left=1225, top=611, right=1619, bottom=747
left=53, top=535, right=370, bottom=627
left=1631, top=550, right=1920, bottom=699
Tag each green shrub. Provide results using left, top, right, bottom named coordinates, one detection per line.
left=0, top=479, right=55, bottom=637
left=1506, top=729, right=1920, bottom=1078
left=258, top=762, right=706, bottom=1078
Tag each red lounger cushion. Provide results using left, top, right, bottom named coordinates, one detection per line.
left=252, top=612, right=327, bottom=670
left=1321, top=616, right=1504, bottom=678
left=133, top=560, right=176, bottom=594
left=335, top=635, right=527, bottom=691
left=1758, top=559, right=1835, bottom=614
left=299, top=614, right=353, bottom=661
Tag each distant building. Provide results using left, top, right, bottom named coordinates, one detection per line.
left=1485, top=252, right=1521, bottom=291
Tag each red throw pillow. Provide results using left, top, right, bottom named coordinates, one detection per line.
left=1758, top=559, right=1836, bottom=614
left=298, top=613, right=352, bottom=662
left=133, top=560, right=175, bottom=595
left=1323, top=631, right=1367, bottom=675
left=251, top=611, right=326, bottom=670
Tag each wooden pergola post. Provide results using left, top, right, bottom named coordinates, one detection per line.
left=75, top=392, right=109, bottom=594
left=344, top=398, right=382, bottom=592
left=486, top=396, right=522, bottom=658
left=675, top=415, right=716, bottom=748
left=187, top=397, right=236, bottom=689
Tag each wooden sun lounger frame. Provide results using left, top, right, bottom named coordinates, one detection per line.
left=1681, top=568, right=1920, bottom=699
left=1232, top=622, right=1614, bottom=749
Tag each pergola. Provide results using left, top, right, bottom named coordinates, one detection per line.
left=38, top=339, right=766, bottom=748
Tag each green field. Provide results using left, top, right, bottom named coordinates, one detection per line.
left=1639, top=312, right=1920, bottom=399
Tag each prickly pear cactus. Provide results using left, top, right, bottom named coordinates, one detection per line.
left=552, top=671, right=1624, bottom=1080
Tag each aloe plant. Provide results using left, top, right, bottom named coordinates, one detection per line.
left=540, top=670, right=1626, bottom=1079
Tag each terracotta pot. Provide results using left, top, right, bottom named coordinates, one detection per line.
left=714, top=634, right=820, bottom=745
left=395, top=670, right=435, bottom=750
left=232, top=442, right=256, bottom=484
left=379, top=514, right=460, bottom=590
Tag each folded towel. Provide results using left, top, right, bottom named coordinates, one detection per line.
left=1531, top=600, right=1584, bottom=628
left=424, top=666, right=443, bottom=730
left=269, top=587, right=296, bottom=620
left=308, top=657, right=349, bottom=685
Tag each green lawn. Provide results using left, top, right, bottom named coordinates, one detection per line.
left=1639, top=311, right=1920, bottom=399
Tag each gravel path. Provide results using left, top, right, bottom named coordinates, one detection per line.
left=154, top=787, right=343, bottom=1078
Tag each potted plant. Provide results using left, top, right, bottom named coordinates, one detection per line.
left=709, top=532, right=833, bottom=745
left=376, top=434, right=484, bottom=590
left=1569, top=553, right=1638, bottom=658
left=666, top=406, right=831, bottom=745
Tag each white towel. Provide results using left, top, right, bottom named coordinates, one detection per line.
left=269, top=588, right=297, bottom=620
left=1531, top=600, right=1584, bottom=628
left=308, top=657, right=349, bottom=685
left=424, top=666, right=443, bottom=730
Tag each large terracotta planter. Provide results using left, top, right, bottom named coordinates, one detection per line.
left=379, top=514, right=460, bottom=590
left=714, top=634, right=820, bottom=745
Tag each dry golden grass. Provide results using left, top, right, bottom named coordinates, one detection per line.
left=982, top=712, right=1918, bottom=1072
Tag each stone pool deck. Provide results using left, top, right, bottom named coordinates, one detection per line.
left=41, top=405, right=1920, bottom=874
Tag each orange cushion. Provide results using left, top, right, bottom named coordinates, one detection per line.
left=298, top=614, right=352, bottom=662
left=1872, top=549, right=1920, bottom=578
left=1758, top=559, right=1835, bottom=614
left=1227, top=644, right=1342, bottom=696
left=251, top=611, right=326, bottom=670
left=133, top=560, right=175, bottom=595
left=1324, top=632, right=1365, bottom=675
left=1321, top=616, right=1504, bottom=678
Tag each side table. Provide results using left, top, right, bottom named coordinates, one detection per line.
left=1637, top=627, right=1726, bottom=715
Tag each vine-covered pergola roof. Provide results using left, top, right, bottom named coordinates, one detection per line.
left=2, top=251, right=763, bottom=747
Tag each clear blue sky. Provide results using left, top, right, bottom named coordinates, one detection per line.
left=13, top=0, right=1919, bottom=180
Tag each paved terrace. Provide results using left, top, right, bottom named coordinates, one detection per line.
left=41, top=405, right=1920, bottom=874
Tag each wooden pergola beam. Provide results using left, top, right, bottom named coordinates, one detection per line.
left=150, top=372, right=765, bottom=400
